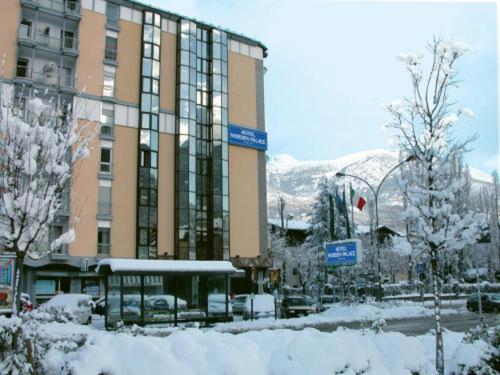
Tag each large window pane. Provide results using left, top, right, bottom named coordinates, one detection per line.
left=122, top=276, right=142, bottom=323
left=177, top=276, right=205, bottom=321
left=107, top=276, right=121, bottom=327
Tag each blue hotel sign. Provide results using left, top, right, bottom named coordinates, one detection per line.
left=325, top=240, right=362, bottom=267
left=228, top=124, right=267, bottom=151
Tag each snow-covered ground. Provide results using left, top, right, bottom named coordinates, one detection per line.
left=39, top=323, right=493, bottom=375
left=214, top=301, right=461, bottom=333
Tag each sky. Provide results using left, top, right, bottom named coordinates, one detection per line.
left=146, top=0, right=498, bottom=173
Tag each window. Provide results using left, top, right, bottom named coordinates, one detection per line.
left=103, top=65, right=116, bottom=96
left=98, top=186, right=112, bottom=216
left=100, top=103, right=114, bottom=136
left=106, top=3, right=119, bottom=27
left=100, top=148, right=112, bottom=173
left=97, top=227, right=111, bottom=254
left=63, top=30, right=75, bottom=49
left=50, top=225, right=65, bottom=254
left=16, top=58, right=29, bottom=78
left=19, top=19, right=32, bottom=39
left=105, top=35, right=118, bottom=60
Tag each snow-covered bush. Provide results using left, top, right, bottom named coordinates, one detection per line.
left=371, top=318, right=386, bottom=334
left=0, top=313, right=87, bottom=374
left=450, top=325, right=500, bottom=374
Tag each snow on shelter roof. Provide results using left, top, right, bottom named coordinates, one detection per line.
left=96, top=259, right=237, bottom=274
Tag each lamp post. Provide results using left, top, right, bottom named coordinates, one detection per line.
left=336, top=155, right=416, bottom=301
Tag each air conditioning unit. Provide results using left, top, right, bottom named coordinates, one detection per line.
left=42, top=62, right=58, bottom=85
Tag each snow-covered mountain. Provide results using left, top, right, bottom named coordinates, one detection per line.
left=267, top=149, right=494, bottom=231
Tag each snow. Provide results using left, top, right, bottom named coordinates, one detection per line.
left=96, top=259, right=237, bottom=273
left=268, top=218, right=309, bottom=230
left=215, top=301, right=459, bottom=333
left=41, top=294, right=92, bottom=309
left=36, top=321, right=492, bottom=375
left=244, top=294, right=275, bottom=313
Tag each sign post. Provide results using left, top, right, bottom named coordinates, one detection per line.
left=325, top=240, right=362, bottom=303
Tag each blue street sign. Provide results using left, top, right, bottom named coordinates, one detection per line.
left=325, top=240, right=362, bottom=267
left=416, top=263, right=426, bottom=274
left=228, top=124, right=268, bottom=151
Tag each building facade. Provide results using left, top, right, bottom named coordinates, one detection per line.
left=0, top=0, right=269, bottom=302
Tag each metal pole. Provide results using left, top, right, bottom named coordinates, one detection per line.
left=374, top=192, right=382, bottom=302
left=474, top=247, right=484, bottom=325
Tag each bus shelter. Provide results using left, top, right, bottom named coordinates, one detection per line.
left=96, top=259, right=236, bottom=329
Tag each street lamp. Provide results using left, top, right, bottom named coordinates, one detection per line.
left=335, top=155, right=416, bottom=301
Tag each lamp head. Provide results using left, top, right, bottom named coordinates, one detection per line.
left=335, top=172, right=346, bottom=178
left=405, top=155, right=417, bottom=162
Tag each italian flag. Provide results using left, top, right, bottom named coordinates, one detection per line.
left=350, top=186, right=367, bottom=211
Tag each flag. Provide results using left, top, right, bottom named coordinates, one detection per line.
left=334, top=189, right=346, bottom=214
left=350, top=186, right=367, bottom=211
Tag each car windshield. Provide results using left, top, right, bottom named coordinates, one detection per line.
left=490, top=294, right=500, bottom=301
left=288, top=297, right=306, bottom=305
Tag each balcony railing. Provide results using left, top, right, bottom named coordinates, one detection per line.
left=97, top=201, right=112, bottom=216
left=102, top=84, right=116, bottom=98
left=104, top=48, right=118, bottom=61
left=100, top=123, right=114, bottom=136
left=18, top=28, right=79, bottom=51
left=24, top=0, right=81, bottom=14
left=16, top=64, right=75, bottom=88
left=97, top=243, right=111, bottom=255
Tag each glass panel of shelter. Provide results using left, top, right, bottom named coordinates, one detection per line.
left=106, top=275, right=230, bottom=327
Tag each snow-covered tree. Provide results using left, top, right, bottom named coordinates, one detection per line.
left=0, top=84, right=92, bottom=312
left=385, top=38, right=486, bottom=374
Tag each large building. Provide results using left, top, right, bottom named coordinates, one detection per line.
left=0, top=0, right=270, bottom=302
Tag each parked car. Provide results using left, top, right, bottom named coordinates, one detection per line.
left=230, top=294, right=249, bottom=315
left=40, top=294, right=94, bottom=324
left=149, top=295, right=187, bottom=312
left=207, top=293, right=233, bottom=321
left=20, top=293, right=34, bottom=312
left=280, top=295, right=316, bottom=318
left=466, top=293, right=500, bottom=313
left=243, top=294, right=275, bottom=320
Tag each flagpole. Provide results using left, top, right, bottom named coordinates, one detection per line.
left=350, top=183, right=355, bottom=237
left=328, top=193, right=335, bottom=241
left=343, top=185, right=351, bottom=238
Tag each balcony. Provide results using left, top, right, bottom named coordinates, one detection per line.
left=16, top=63, right=76, bottom=90
left=97, top=201, right=112, bottom=217
left=97, top=243, right=111, bottom=256
left=21, top=0, right=81, bottom=19
left=18, top=27, right=79, bottom=56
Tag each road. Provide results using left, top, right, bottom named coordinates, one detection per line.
left=312, top=312, right=499, bottom=336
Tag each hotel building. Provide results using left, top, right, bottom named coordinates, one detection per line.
left=0, top=0, right=270, bottom=302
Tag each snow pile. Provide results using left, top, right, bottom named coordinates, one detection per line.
left=39, top=325, right=496, bottom=375
left=215, top=301, right=457, bottom=333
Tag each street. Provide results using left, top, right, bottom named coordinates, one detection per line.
left=312, top=311, right=499, bottom=336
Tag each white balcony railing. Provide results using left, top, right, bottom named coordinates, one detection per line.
left=16, top=64, right=75, bottom=88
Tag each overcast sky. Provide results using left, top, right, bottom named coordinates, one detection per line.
left=147, top=0, right=498, bottom=173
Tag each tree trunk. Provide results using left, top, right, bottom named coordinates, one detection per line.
left=430, top=247, right=444, bottom=375
left=14, top=252, right=25, bottom=315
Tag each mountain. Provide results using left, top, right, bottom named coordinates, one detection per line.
left=267, top=149, right=494, bottom=231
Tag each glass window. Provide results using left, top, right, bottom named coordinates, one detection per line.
left=98, top=186, right=112, bottom=216
left=100, top=148, right=112, bottom=173
left=152, top=79, right=159, bottom=94
left=100, top=105, right=114, bottom=135
left=153, top=27, right=161, bottom=45
left=97, top=227, right=110, bottom=254
left=153, top=45, right=160, bottom=60
left=152, top=60, right=160, bottom=79
left=106, top=3, right=119, bottom=26
left=105, top=36, right=118, bottom=60
left=103, top=67, right=116, bottom=97
left=122, top=276, right=142, bottom=323
left=145, top=11, right=153, bottom=25
left=142, top=58, right=152, bottom=76
left=151, top=115, right=158, bottom=131
left=143, top=25, right=153, bottom=42
left=141, top=93, right=151, bottom=112
left=154, top=14, right=161, bottom=27
left=144, top=43, right=152, bottom=58
left=177, top=276, right=205, bottom=322
left=106, top=276, right=121, bottom=327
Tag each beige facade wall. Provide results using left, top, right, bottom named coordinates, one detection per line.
left=110, top=125, right=138, bottom=258
left=228, top=52, right=257, bottom=128
left=228, top=52, right=262, bottom=258
left=157, top=133, right=175, bottom=257
left=77, top=10, right=106, bottom=96
left=0, top=0, right=20, bottom=79
left=159, top=33, right=177, bottom=112
left=69, top=121, right=100, bottom=257
left=116, top=20, right=141, bottom=105
left=229, top=145, right=260, bottom=257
